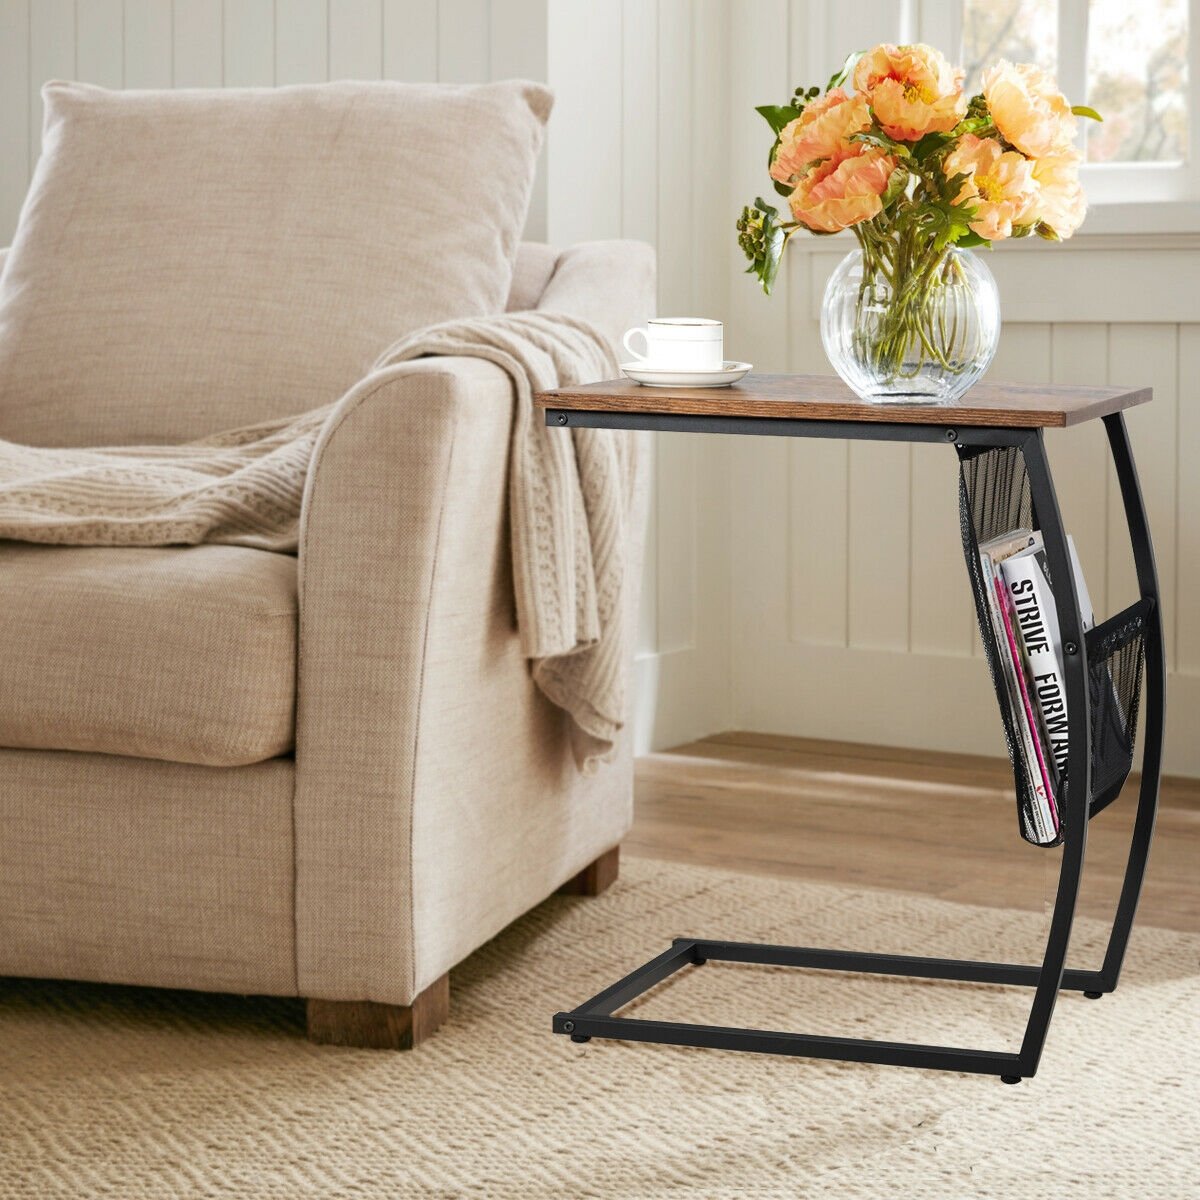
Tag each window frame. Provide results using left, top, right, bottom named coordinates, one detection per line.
left=949, top=0, right=1200, bottom=230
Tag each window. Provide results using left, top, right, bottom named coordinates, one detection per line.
left=960, top=0, right=1198, bottom=211
left=1085, top=0, right=1187, bottom=164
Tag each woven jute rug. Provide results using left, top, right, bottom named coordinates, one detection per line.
left=1, top=856, right=1196, bottom=1199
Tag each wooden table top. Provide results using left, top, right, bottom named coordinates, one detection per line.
left=535, top=374, right=1151, bottom=429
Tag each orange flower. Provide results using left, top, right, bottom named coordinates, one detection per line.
left=788, top=147, right=898, bottom=233
left=770, top=88, right=871, bottom=185
left=944, top=134, right=1038, bottom=240
left=983, top=60, right=1077, bottom=158
left=1031, top=151, right=1087, bottom=238
left=852, top=43, right=966, bottom=141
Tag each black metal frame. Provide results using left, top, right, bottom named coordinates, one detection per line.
left=546, top=406, right=1165, bottom=1083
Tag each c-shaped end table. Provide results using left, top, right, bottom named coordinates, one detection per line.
left=535, top=374, right=1164, bottom=1085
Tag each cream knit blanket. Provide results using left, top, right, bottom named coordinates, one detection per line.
left=0, top=312, right=641, bottom=771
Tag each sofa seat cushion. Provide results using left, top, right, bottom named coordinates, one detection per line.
left=0, top=543, right=296, bottom=766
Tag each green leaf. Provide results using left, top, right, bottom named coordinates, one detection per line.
left=736, top=197, right=794, bottom=295
left=760, top=223, right=787, bottom=293
left=1035, top=221, right=1062, bottom=241
left=880, top=165, right=910, bottom=209
left=1071, top=104, right=1103, bottom=122
left=956, top=230, right=991, bottom=249
left=756, top=104, right=800, bottom=135
left=940, top=169, right=972, bottom=202
left=910, top=130, right=954, bottom=161
left=773, top=179, right=794, bottom=199
left=825, top=49, right=863, bottom=94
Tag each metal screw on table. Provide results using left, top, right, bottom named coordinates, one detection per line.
left=556, top=413, right=568, bottom=425
left=944, top=428, right=957, bottom=441
left=1065, top=641, right=1079, bottom=655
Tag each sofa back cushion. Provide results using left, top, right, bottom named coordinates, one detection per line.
left=0, top=80, right=550, bottom=446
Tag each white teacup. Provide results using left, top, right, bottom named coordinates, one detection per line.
left=622, top=318, right=723, bottom=371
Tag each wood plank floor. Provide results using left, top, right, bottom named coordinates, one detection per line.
left=628, top=732, right=1200, bottom=934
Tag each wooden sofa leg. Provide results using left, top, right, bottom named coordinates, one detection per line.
left=306, top=973, right=450, bottom=1050
left=557, top=845, right=620, bottom=897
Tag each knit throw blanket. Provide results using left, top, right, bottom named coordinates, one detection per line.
left=0, top=311, right=642, bottom=772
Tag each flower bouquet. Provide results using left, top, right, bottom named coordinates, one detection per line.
left=737, top=44, right=1100, bottom=402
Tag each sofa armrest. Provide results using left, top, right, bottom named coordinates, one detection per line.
left=536, top=239, right=655, bottom=352
left=295, top=356, right=636, bottom=1005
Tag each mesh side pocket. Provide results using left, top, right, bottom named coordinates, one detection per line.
left=1086, top=605, right=1146, bottom=813
left=957, top=447, right=1055, bottom=846
left=959, top=446, right=1148, bottom=842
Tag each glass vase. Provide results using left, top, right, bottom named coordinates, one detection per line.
left=819, top=244, right=1000, bottom=404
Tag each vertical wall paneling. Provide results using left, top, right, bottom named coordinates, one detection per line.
left=847, top=441, right=911, bottom=650
left=653, top=435, right=698, bottom=656
left=654, top=0, right=692, bottom=316
left=0, top=0, right=30, bottom=240
left=381, top=0, right=437, bottom=82
left=1177, top=326, right=1200, bottom=676
left=223, top=0, right=276, bottom=87
left=726, top=0, right=789, bottom=720
left=173, top=0, right=223, bottom=87
left=725, top=0, right=788, bottom=370
left=786, top=440, right=849, bottom=647
left=437, top=0, right=489, bottom=83
left=651, top=0, right=697, bottom=657
left=622, top=0, right=659, bottom=665
left=689, top=0, right=728, bottom=328
left=545, top=0, right=621, bottom=247
left=489, top=0, right=547, bottom=240
left=1106, top=325, right=1178, bottom=662
left=778, top=0, right=848, bottom=652
left=909, top=441, right=973, bottom=657
left=76, top=0, right=124, bottom=88
left=328, top=0, right=382, bottom=79
left=488, top=0, right=545, bottom=80
left=274, top=0, right=328, bottom=84
left=29, top=0, right=75, bottom=159
left=123, top=0, right=173, bottom=90
left=1048, top=325, right=1110, bottom=621
left=620, top=0, right=657, bottom=247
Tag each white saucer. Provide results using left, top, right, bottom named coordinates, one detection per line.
left=619, top=361, right=752, bottom=388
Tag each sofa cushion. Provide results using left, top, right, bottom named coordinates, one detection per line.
left=0, top=542, right=296, bottom=766
left=506, top=242, right=560, bottom=312
left=0, top=80, right=551, bottom=447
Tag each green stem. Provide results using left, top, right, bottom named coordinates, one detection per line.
left=846, top=231, right=973, bottom=385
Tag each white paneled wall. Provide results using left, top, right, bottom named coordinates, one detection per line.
left=2, top=0, right=1197, bottom=772
left=0, top=0, right=550, bottom=239
left=722, top=2, right=1200, bottom=777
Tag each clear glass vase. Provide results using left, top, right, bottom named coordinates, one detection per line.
left=820, top=245, right=1000, bottom=404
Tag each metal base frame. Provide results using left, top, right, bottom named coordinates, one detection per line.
left=546, top=407, right=1165, bottom=1083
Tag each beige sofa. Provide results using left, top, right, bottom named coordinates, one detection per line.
left=0, top=238, right=654, bottom=1048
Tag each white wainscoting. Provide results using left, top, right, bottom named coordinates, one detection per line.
left=0, top=0, right=734, bottom=755
left=721, top=1, right=1200, bottom=777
